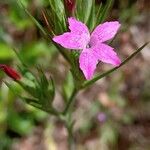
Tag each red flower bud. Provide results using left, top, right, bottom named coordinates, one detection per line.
left=64, top=0, right=76, bottom=14
left=0, top=64, right=21, bottom=81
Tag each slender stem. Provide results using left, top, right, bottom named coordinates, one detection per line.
left=67, top=124, right=76, bottom=150
left=62, top=87, right=78, bottom=150
left=63, top=88, right=78, bottom=115
left=82, top=42, right=149, bottom=88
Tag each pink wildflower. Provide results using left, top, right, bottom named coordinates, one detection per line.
left=0, top=64, right=21, bottom=81
left=97, top=112, right=107, bottom=123
left=53, top=18, right=121, bottom=80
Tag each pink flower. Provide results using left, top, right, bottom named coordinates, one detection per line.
left=0, top=64, right=21, bottom=81
left=97, top=112, right=107, bottom=123
left=53, top=18, right=121, bottom=80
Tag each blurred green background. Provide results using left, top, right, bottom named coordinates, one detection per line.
left=0, top=0, right=150, bottom=150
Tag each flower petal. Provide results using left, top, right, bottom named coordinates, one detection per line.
left=53, top=32, right=88, bottom=49
left=68, top=17, right=89, bottom=35
left=93, top=43, right=121, bottom=66
left=90, top=21, right=120, bottom=45
left=79, top=49, right=98, bottom=80
left=53, top=17, right=90, bottom=49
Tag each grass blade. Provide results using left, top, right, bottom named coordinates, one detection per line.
left=98, top=0, right=114, bottom=23
left=17, top=0, right=47, bottom=36
left=83, top=0, right=93, bottom=24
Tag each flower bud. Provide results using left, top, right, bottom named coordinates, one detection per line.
left=0, top=64, right=21, bottom=81
left=64, top=0, right=76, bottom=14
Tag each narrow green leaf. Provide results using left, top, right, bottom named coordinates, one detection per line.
left=36, top=66, right=49, bottom=89
left=17, top=0, right=47, bottom=36
left=95, top=2, right=102, bottom=26
left=22, top=97, right=40, bottom=105
left=18, top=80, right=38, bottom=98
left=34, top=67, right=55, bottom=108
left=87, top=0, right=96, bottom=31
left=83, top=0, right=93, bottom=24
left=82, top=42, right=149, bottom=88
left=13, top=48, right=27, bottom=67
left=75, top=0, right=84, bottom=21
left=48, top=0, right=66, bottom=31
left=4, top=82, right=40, bottom=107
left=98, top=0, right=114, bottom=23
left=47, top=77, right=55, bottom=102
left=4, top=82, right=19, bottom=96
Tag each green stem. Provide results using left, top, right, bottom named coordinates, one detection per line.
left=62, top=87, right=78, bottom=150
left=47, top=108, right=60, bottom=116
left=82, top=42, right=149, bottom=88
left=63, top=88, right=78, bottom=115
left=67, top=124, right=76, bottom=150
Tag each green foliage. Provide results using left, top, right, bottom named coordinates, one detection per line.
left=62, top=71, right=74, bottom=102
left=0, top=43, right=14, bottom=60
left=98, top=0, right=114, bottom=24
left=100, top=123, right=118, bottom=147
left=48, top=0, right=67, bottom=32
left=20, top=40, right=56, bottom=65
left=17, top=65, right=56, bottom=113
left=17, top=0, right=47, bottom=36
left=7, top=109, right=34, bottom=135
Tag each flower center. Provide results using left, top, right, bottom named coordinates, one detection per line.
left=86, top=43, right=91, bottom=48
